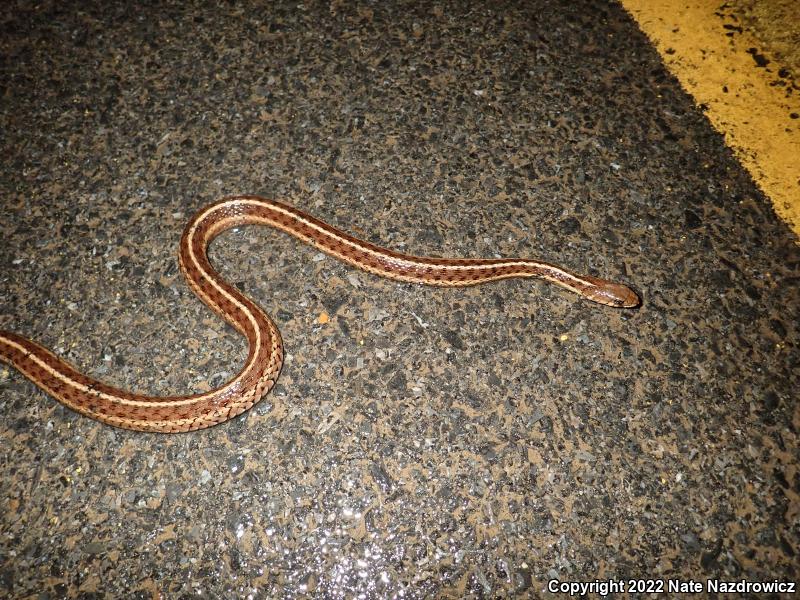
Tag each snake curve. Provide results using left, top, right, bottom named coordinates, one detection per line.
left=0, top=195, right=639, bottom=432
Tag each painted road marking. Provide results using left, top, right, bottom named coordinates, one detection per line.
left=621, top=0, right=800, bottom=239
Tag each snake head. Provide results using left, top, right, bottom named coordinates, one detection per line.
left=582, top=276, right=641, bottom=308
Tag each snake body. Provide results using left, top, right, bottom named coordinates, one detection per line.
left=0, top=195, right=639, bottom=432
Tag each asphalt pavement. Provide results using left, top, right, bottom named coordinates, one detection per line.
left=1, top=1, right=797, bottom=597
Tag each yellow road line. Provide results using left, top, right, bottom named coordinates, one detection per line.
left=620, top=0, right=800, bottom=239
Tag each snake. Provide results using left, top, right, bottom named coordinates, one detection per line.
left=0, top=195, right=639, bottom=432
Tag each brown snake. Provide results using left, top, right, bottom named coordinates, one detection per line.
left=0, top=195, right=639, bottom=432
